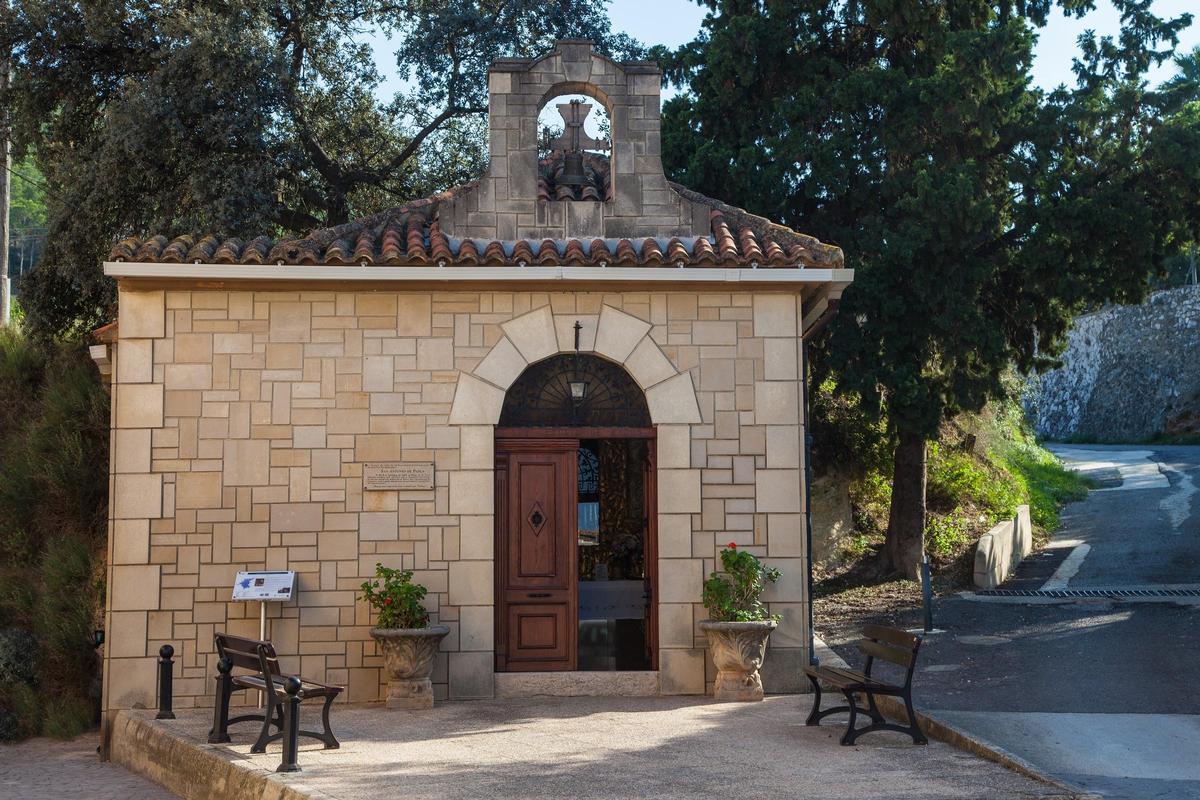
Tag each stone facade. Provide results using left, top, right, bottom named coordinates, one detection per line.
left=101, top=285, right=813, bottom=713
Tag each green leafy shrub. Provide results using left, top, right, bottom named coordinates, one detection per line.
left=925, top=508, right=972, bottom=558
left=0, top=707, right=21, bottom=742
left=0, top=329, right=108, bottom=740
left=702, top=544, right=781, bottom=622
left=927, top=442, right=1021, bottom=524
left=360, top=564, right=430, bottom=629
left=35, top=536, right=99, bottom=693
left=0, top=628, right=40, bottom=685
left=40, top=692, right=92, bottom=739
left=0, top=683, right=42, bottom=741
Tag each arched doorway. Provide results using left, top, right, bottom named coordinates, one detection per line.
left=494, top=353, right=657, bottom=673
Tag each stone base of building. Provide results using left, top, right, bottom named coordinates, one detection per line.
left=494, top=671, right=660, bottom=698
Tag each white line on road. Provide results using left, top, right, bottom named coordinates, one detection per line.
left=1041, top=543, right=1091, bottom=591
left=1048, top=447, right=1170, bottom=491
left=1160, top=469, right=1197, bottom=533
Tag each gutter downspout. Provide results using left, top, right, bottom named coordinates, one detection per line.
left=801, top=300, right=839, bottom=666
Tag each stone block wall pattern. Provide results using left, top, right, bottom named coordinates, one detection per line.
left=101, top=285, right=812, bottom=712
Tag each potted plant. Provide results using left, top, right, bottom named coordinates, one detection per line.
left=362, top=563, right=449, bottom=709
left=698, top=543, right=781, bottom=701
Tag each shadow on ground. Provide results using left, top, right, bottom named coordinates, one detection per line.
left=141, top=696, right=1062, bottom=800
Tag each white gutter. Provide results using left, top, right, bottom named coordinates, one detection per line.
left=104, top=261, right=854, bottom=286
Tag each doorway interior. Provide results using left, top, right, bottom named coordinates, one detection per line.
left=493, top=353, right=657, bottom=674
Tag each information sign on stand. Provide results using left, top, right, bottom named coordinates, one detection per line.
left=232, top=570, right=296, bottom=602
left=231, top=571, right=296, bottom=706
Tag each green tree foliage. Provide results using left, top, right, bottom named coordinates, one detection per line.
left=3, top=0, right=640, bottom=339
left=660, top=0, right=1200, bottom=576
left=9, top=156, right=45, bottom=233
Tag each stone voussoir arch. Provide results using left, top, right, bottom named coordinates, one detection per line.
left=448, top=304, right=701, bottom=426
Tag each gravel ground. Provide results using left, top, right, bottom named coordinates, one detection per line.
left=124, top=697, right=1068, bottom=800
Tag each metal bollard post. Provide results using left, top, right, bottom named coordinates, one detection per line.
left=277, top=676, right=303, bottom=773
left=156, top=644, right=176, bottom=720
left=921, top=554, right=934, bottom=633
left=209, top=657, right=233, bottom=744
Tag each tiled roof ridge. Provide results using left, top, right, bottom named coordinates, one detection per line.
left=109, top=181, right=843, bottom=269
left=668, top=182, right=839, bottom=266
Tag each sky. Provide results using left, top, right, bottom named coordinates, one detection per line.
left=368, top=0, right=1200, bottom=101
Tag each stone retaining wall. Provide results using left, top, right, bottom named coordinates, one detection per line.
left=1027, top=285, right=1200, bottom=441
left=973, top=505, right=1032, bottom=589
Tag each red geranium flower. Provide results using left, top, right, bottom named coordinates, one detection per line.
left=384, top=597, right=393, bottom=606
left=728, top=542, right=737, bottom=549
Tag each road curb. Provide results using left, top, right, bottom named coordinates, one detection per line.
left=813, top=636, right=1100, bottom=800
left=871, top=695, right=1099, bottom=800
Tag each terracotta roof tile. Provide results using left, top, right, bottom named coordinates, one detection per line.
left=511, top=240, right=535, bottom=265
left=614, top=238, right=638, bottom=266
left=108, top=167, right=844, bottom=271
left=456, top=238, right=481, bottom=265
left=213, top=238, right=242, bottom=263
left=640, top=238, right=664, bottom=265
left=588, top=238, right=612, bottom=265
left=324, top=238, right=353, bottom=266
left=482, top=240, right=507, bottom=265
left=352, top=230, right=375, bottom=265
left=535, top=239, right=560, bottom=265
left=240, top=236, right=272, bottom=264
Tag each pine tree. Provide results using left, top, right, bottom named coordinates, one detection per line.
left=661, top=0, right=1199, bottom=576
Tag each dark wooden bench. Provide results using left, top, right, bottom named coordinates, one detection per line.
left=803, top=624, right=927, bottom=746
left=207, top=633, right=344, bottom=753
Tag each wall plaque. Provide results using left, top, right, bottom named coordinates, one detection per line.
left=364, top=462, right=435, bottom=491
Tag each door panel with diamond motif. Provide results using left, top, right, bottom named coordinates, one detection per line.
left=496, top=442, right=577, bottom=671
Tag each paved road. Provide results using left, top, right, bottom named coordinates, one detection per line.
left=0, top=733, right=175, bottom=799
left=829, top=445, right=1200, bottom=799
left=1007, top=445, right=1200, bottom=589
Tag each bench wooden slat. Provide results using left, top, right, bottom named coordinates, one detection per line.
left=233, top=674, right=341, bottom=698
left=858, top=638, right=916, bottom=668
left=218, top=634, right=282, bottom=675
left=804, top=624, right=928, bottom=745
left=804, top=665, right=896, bottom=692
left=211, top=632, right=344, bottom=752
left=863, top=623, right=921, bottom=650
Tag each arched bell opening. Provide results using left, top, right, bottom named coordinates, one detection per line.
left=493, top=353, right=658, bottom=675
left=536, top=91, right=613, bottom=202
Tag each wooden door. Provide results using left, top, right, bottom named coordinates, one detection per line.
left=495, top=440, right=577, bottom=672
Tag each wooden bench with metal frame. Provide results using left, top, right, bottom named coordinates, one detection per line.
left=208, top=632, right=343, bottom=753
left=802, top=624, right=928, bottom=746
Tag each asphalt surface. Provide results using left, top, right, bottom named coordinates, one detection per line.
left=829, top=445, right=1200, bottom=800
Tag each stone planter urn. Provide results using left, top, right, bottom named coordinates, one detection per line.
left=370, top=625, right=450, bottom=709
left=698, top=619, right=778, bottom=702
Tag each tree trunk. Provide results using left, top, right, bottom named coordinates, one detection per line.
left=883, top=427, right=926, bottom=578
